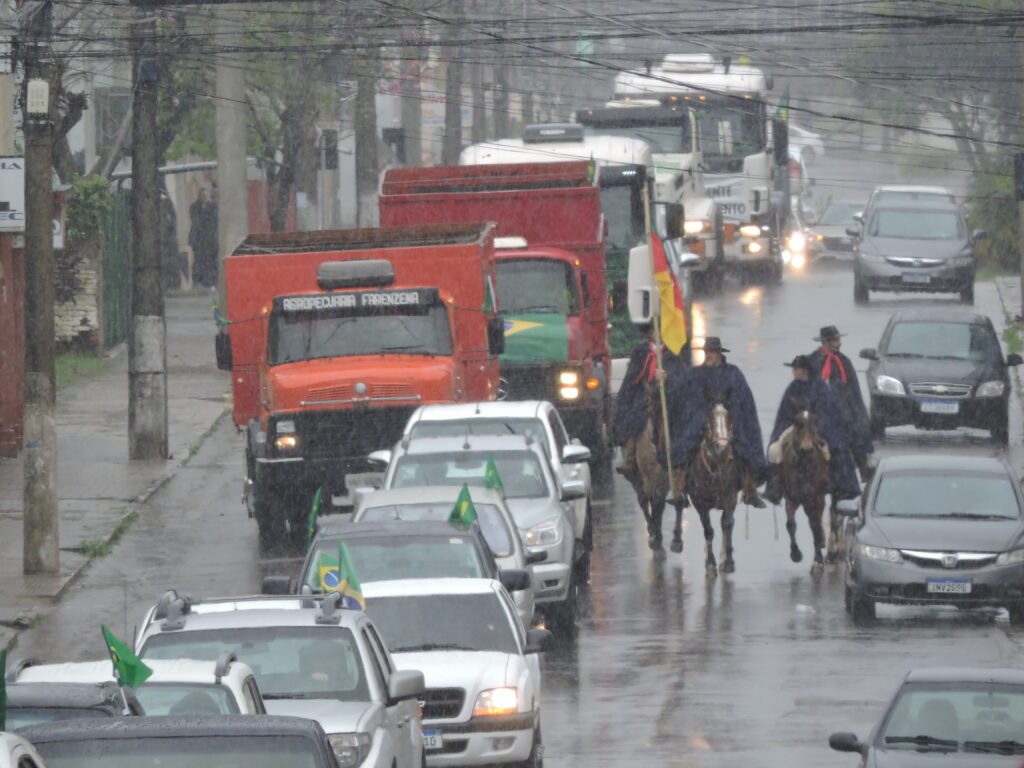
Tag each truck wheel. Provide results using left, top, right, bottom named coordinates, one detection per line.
left=254, top=483, right=287, bottom=554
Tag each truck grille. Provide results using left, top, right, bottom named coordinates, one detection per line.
left=908, top=382, right=972, bottom=399
left=503, top=365, right=557, bottom=401
left=305, top=382, right=419, bottom=404
left=421, top=688, right=465, bottom=720
left=297, top=407, right=415, bottom=461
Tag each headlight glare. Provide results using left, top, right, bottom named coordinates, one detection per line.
left=473, top=687, right=519, bottom=717
left=558, top=371, right=579, bottom=386
left=274, top=434, right=300, bottom=451
left=996, top=549, right=1024, bottom=566
left=876, top=375, right=905, bottom=396
left=523, top=519, right=562, bottom=547
left=976, top=380, right=1005, bottom=398
left=787, top=231, right=807, bottom=253
left=684, top=219, right=710, bottom=235
left=559, top=386, right=580, bottom=400
left=858, top=543, right=903, bottom=563
left=328, top=732, right=372, bottom=768
left=739, top=224, right=761, bottom=238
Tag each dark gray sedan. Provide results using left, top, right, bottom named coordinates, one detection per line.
left=831, top=667, right=1024, bottom=765
left=839, top=454, right=1024, bottom=624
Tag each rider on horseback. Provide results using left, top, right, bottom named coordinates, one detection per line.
left=764, top=355, right=861, bottom=503
left=692, top=337, right=768, bottom=509
left=808, top=325, right=876, bottom=482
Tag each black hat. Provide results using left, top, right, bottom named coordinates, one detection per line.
left=814, top=325, right=845, bottom=342
left=784, top=354, right=813, bottom=371
left=700, top=337, right=730, bottom=353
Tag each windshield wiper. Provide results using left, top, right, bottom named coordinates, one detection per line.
left=884, top=735, right=958, bottom=750
left=964, top=740, right=1024, bottom=754
left=391, top=643, right=475, bottom=653
left=885, top=352, right=925, bottom=358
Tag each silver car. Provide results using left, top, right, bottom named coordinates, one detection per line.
left=380, top=435, right=584, bottom=635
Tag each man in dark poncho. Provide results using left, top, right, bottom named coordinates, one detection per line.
left=764, top=355, right=861, bottom=502
left=692, top=337, right=767, bottom=508
left=613, top=323, right=692, bottom=497
left=808, top=325, right=875, bottom=481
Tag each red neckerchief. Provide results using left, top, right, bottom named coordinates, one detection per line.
left=820, top=346, right=848, bottom=384
left=636, top=342, right=661, bottom=384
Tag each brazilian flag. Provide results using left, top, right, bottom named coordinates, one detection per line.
left=320, top=542, right=365, bottom=610
left=501, top=313, right=570, bottom=365
left=449, top=483, right=479, bottom=527
left=102, top=625, right=152, bottom=689
left=484, top=456, right=504, bottom=493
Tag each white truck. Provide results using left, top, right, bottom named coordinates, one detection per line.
left=614, top=53, right=790, bottom=283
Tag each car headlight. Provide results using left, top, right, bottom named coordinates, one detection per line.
left=473, top=687, right=519, bottom=717
left=523, top=518, right=562, bottom=547
left=328, top=733, right=371, bottom=768
left=739, top=224, right=762, bottom=238
left=684, top=219, right=711, bottom=235
left=976, top=380, right=1005, bottom=398
left=875, top=375, right=905, bottom=396
left=996, top=549, right=1024, bottom=566
left=787, top=230, right=807, bottom=254
left=858, top=543, right=903, bottom=563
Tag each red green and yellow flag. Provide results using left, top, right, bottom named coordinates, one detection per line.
left=652, top=232, right=688, bottom=355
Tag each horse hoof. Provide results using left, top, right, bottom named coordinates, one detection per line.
left=790, top=547, right=803, bottom=564
left=810, top=561, right=823, bottom=578
left=648, top=534, right=662, bottom=551
left=670, top=538, right=683, bottom=554
left=721, top=559, right=735, bottom=574
left=706, top=564, right=718, bottom=578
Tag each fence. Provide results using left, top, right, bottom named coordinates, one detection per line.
left=100, top=190, right=131, bottom=349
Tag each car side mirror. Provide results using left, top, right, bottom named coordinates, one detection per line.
left=562, top=444, right=591, bottom=464
left=845, top=227, right=860, bottom=238
left=367, top=449, right=392, bottom=467
left=560, top=479, right=587, bottom=502
left=488, top=315, right=506, bottom=356
left=498, top=568, right=531, bottom=593
left=524, top=628, right=553, bottom=654
left=387, top=669, right=425, bottom=704
left=836, top=499, right=860, bottom=518
left=261, top=575, right=294, bottom=595
left=526, top=549, right=549, bottom=565
left=215, top=332, right=233, bottom=371
left=972, top=228, right=988, bottom=242
left=859, top=348, right=878, bottom=361
left=829, top=732, right=867, bottom=755
left=853, top=212, right=863, bottom=223
left=1007, top=353, right=1022, bottom=367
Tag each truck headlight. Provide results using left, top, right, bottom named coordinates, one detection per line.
left=858, top=543, right=902, bottom=563
left=996, top=548, right=1024, bottom=566
left=523, top=519, right=562, bottom=547
left=876, top=375, right=905, bottom=396
left=328, top=733, right=371, bottom=768
left=684, top=219, right=710, bottom=235
left=473, top=687, right=519, bottom=717
left=739, top=224, right=762, bottom=238
left=274, top=434, right=300, bottom=450
left=976, top=380, right=1005, bottom=398
left=559, top=371, right=579, bottom=386
left=559, top=386, right=580, bottom=400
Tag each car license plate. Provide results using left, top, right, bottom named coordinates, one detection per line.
left=423, top=730, right=444, bottom=751
left=920, top=400, right=959, bottom=415
left=927, top=579, right=972, bottom=594
left=902, top=272, right=931, bottom=284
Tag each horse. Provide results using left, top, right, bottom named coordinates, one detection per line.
left=633, top=396, right=687, bottom=554
left=779, top=398, right=831, bottom=577
left=686, top=399, right=741, bottom=576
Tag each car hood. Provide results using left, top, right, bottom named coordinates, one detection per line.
left=504, top=497, right=563, bottom=529
left=264, top=698, right=376, bottom=734
left=873, top=747, right=1023, bottom=767
left=877, top=357, right=995, bottom=387
left=870, top=516, right=1024, bottom=552
left=816, top=224, right=853, bottom=238
left=861, top=235, right=966, bottom=260
left=393, top=650, right=514, bottom=689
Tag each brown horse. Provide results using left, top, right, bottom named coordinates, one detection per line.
left=687, top=400, right=741, bottom=576
left=780, top=399, right=831, bottom=576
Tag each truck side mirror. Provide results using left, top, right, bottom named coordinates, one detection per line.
left=215, top=332, right=233, bottom=371
left=627, top=243, right=654, bottom=324
left=487, top=315, right=505, bottom=355
left=663, top=202, right=684, bottom=240
left=773, top=119, right=789, bottom=166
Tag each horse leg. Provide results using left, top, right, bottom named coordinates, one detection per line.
left=670, top=502, right=684, bottom=553
left=648, top=497, right=665, bottom=550
left=696, top=504, right=717, bottom=577
left=786, top=500, right=803, bottom=563
left=808, top=501, right=826, bottom=579
left=719, top=502, right=736, bottom=573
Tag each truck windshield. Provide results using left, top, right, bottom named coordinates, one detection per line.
left=495, top=259, right=580, bottom=315
left=694, top=99, right=765, bottom=170
left=582, top=122, right=692, bottom=154
left=601, top=182, right=646, bottom=253
left=269, top=303, right=453, bottom=364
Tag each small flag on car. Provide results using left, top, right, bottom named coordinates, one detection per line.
left=102, top=625, right=152, bottom=689
left=449, top=483, right=479, bottom=527
left=484, top=456, right=504, bottom=493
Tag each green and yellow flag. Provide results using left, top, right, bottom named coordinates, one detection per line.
left=484, top=456, right=504, bottom=493
left=321, top=541, right=365, bottom=610
left=449, top=483, right=479, bottom=527
left=778, top=85, right=790, bottom=123
left=1, top=647, right=7, bottom=731
left=102, top=625, right=152, bottom=689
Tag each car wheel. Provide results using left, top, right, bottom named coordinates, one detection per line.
left=853, top=275, right=869, bottom=304
left=1009, top=604, right=1024, bottom=625
left=959, top=282, right=975, bottom=305
left=992, top=422, right=1009, bottom=446
left=851, top=594, right=876, bottom=624
left=576, top=504, right=593, bottom=585
left=548, top=575, right=578, bottom=637
left=869, top=406, right=886, bottom=441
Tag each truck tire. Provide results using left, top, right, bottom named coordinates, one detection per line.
left=254, top=481, right=287, bottom=554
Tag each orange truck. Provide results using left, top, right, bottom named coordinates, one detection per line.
left=216, top=223, right=503, bottom=547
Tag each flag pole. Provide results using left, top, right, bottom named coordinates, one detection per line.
left=643, top=185, right=677, bottom=503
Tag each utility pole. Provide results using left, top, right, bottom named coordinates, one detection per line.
left=22, top=0, right=58, bottom=574
left=399, top=23, right=424, bottom=167
left=128, top=9, right=167, bottom=460
left=0, top=0, right=14, bottom=154
left=441, top=0, right=463, bottom=165
left=470, top=57, right=485, bottom=143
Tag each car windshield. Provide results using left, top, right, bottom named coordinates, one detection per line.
left=304, top=534, right=488, bottom=592
left=141, top=627, right=370, bottom=702
left=268, top=297, right=452, bottom=364
left=133, top=683, right=239, bottom=715
left=358, top=502, right=513, bottom=557
left=600, top=182, right=646, bottom=253
left=367, top=593, right=519, bottom=655
left=881, top=683, right=1024, bottom=752
left=885, top=321, right=1000, bottom=362
left=391, top=451, right=549, bottom=499
left=409, top=417, right=547, bottom=452
left=7, top=707, right=111, bottom=729
left=876, top=190, right=956, bottom=206
left=496, top=259, right=580, bottom=316
left=819, top=203, right=862, bottom=226
left=868, top=208, right=963, bottom=239
left=873, top=471, right=1020, bottom=519
left=35, top=735, right=320, bottom=768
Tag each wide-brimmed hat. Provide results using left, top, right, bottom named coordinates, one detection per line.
left=699, top=337, right=730, bottom=353
left=784, top=354, right=813, bottom=370
left=814, top=325, right=845, bottom=342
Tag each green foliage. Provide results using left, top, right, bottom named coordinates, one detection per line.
left=55, top=352, right=108, bottom=389
left=1003, top=325, right=1022, bottom=355
left=968, top=159, right=1018, bottom=271
left=66, top=174, right=111, bottom=246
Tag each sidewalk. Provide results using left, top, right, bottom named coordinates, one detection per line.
left=0, top=292, right=229, bottom=651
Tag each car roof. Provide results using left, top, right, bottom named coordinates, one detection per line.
left=142, top=594, right=365, bottom=635
left=904, top=667, right=1024, bottom=685
left=362, top=578, right=501, bottom=598
left=890, top=308, right=988, bottom=325
left=17, top=659, right=248, bottom=686
left=398, top=435, right=541, bottom=456
left=878, top=454, right=1010, bottom=474
left=357, top=485, right=507, bottom=507
left=18, top=714, right=324, bottom=744
left=870, top=199, right=961, bottom=213
left=412, top=402, right=550, bottom=422
left=7, top=681, right=124, bottom=710
left=874, top=185, right=954, bottom=195
left=314, top=519, right=484, bottom=538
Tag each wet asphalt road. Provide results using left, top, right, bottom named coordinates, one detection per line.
left=16, top=159, right=1024, bottom=766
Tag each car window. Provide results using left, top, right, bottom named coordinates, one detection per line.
left=34, top=735, right=321, bottom=768
left=873, top=471, right=1020, bottom=519
left=391, top=451, right=549, bottom=499
left=133, top=683, right=239, bottom=715
left=357, top=503, right=514, bottom=557
left=366, top=624, right=394, bottom=674
left=881, top=684, right=1024, bottom=750
left=547, top=411, right=567, bottom=456
left=243, top=677, right=264, bottom=714
left=141, top=626, right=370, bottom=702
left=366, top=593, right=519, bottom=655
left=360, top=628, right=389, bottom=693
left=885, top=321, right=1000, bottom=363
left=868, top=208, right=963, bottom=239
left=409, top=418, right=548, bottom=449
left=819, top=203, right=862, bottom=225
